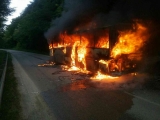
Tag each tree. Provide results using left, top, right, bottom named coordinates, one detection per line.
left=0, top=0, right=13, bottom=27
left=3, top=17, right=20, bottom=48
left=2, top=0, right=64, bottom=53
left=0, top=0, right=14, bottom=48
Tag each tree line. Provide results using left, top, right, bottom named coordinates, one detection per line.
left=0, top=0, right=13, bottom=47
left=0, top=0, right=64, bottom=53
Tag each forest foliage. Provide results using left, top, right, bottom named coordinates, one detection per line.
left=1, top=0, right=64, bottom=53
left=0, top=0, right=13, bottom=47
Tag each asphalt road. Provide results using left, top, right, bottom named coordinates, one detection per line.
left=6, top=50, right=160, bottom=120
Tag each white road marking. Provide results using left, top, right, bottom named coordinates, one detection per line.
left=124, top=91, right=160, bottom=107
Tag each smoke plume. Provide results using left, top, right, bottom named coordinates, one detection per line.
left=44, top=0, right=160, bottom=50
left=44, top=0, right=117, bottom=43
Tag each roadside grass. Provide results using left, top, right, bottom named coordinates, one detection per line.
left=0, top=52, right=21, bottom=120
left=0, top=50, right=7, bottom=75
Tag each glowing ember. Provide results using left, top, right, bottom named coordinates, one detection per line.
left=49, top=44, right=53, bottom=49
left=99, top=60, right=109, bottom=65
left=38, top=63, right=55, bottom=67
left=111, top=22, right=149, bottom=58
left=63, top=47, right=66, bottom=54
left=91, top=71, right=118, bottom=80
left=68, top=66, right=80, bottom=71
left=61, top=65, right=80, bottom=71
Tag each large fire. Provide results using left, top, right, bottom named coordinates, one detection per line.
left=70, top=41, right=79, bottom=70
left=49, top=21, right=149, bottom=80
left=111, top=22, right=149, bottom=58
left=69, top=39, right=88, bottom=71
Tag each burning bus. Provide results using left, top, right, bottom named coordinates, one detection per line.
left=48, top=21, right=149, bottom=76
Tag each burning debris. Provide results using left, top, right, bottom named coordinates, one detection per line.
left=38, top=60, right=55, bottom=67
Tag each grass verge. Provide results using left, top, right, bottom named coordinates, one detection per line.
left=0, top=50, right=7, bottom=75
left=0, top=53, right=21, bottom=120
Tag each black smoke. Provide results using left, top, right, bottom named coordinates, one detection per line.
left=44, top=0, right=117, bottom=43
left=45, top=0, right=160, bottom=47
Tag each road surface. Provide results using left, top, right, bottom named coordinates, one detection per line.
left=6, top=50, right=160, bottom=120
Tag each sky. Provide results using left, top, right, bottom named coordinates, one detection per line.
left=6, top=0, right=33, bottom=25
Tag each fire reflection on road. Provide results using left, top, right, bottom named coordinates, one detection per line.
left=58, top=72, right=147, bottom=93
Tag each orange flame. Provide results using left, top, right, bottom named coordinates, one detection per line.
left=70, top=39, right=89, bottom=71
left=95, top=36, right=109, bottom=48
left=99, top=59, right=109, bottom=65
left=71, top=41, right=80, bottom=67
left=91, top=71, right=118, bottom=80
left=49, top=44, right=53, bottom=49
left=111, top=22, right=149, bottom=58
left=77, top=40, right=88, bottom=71
left=50, top=21, right=150, bottom=81
left=60, top=32, right=81, bottom=46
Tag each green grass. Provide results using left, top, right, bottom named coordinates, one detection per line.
left=0, top=53, right=22, bottom=120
